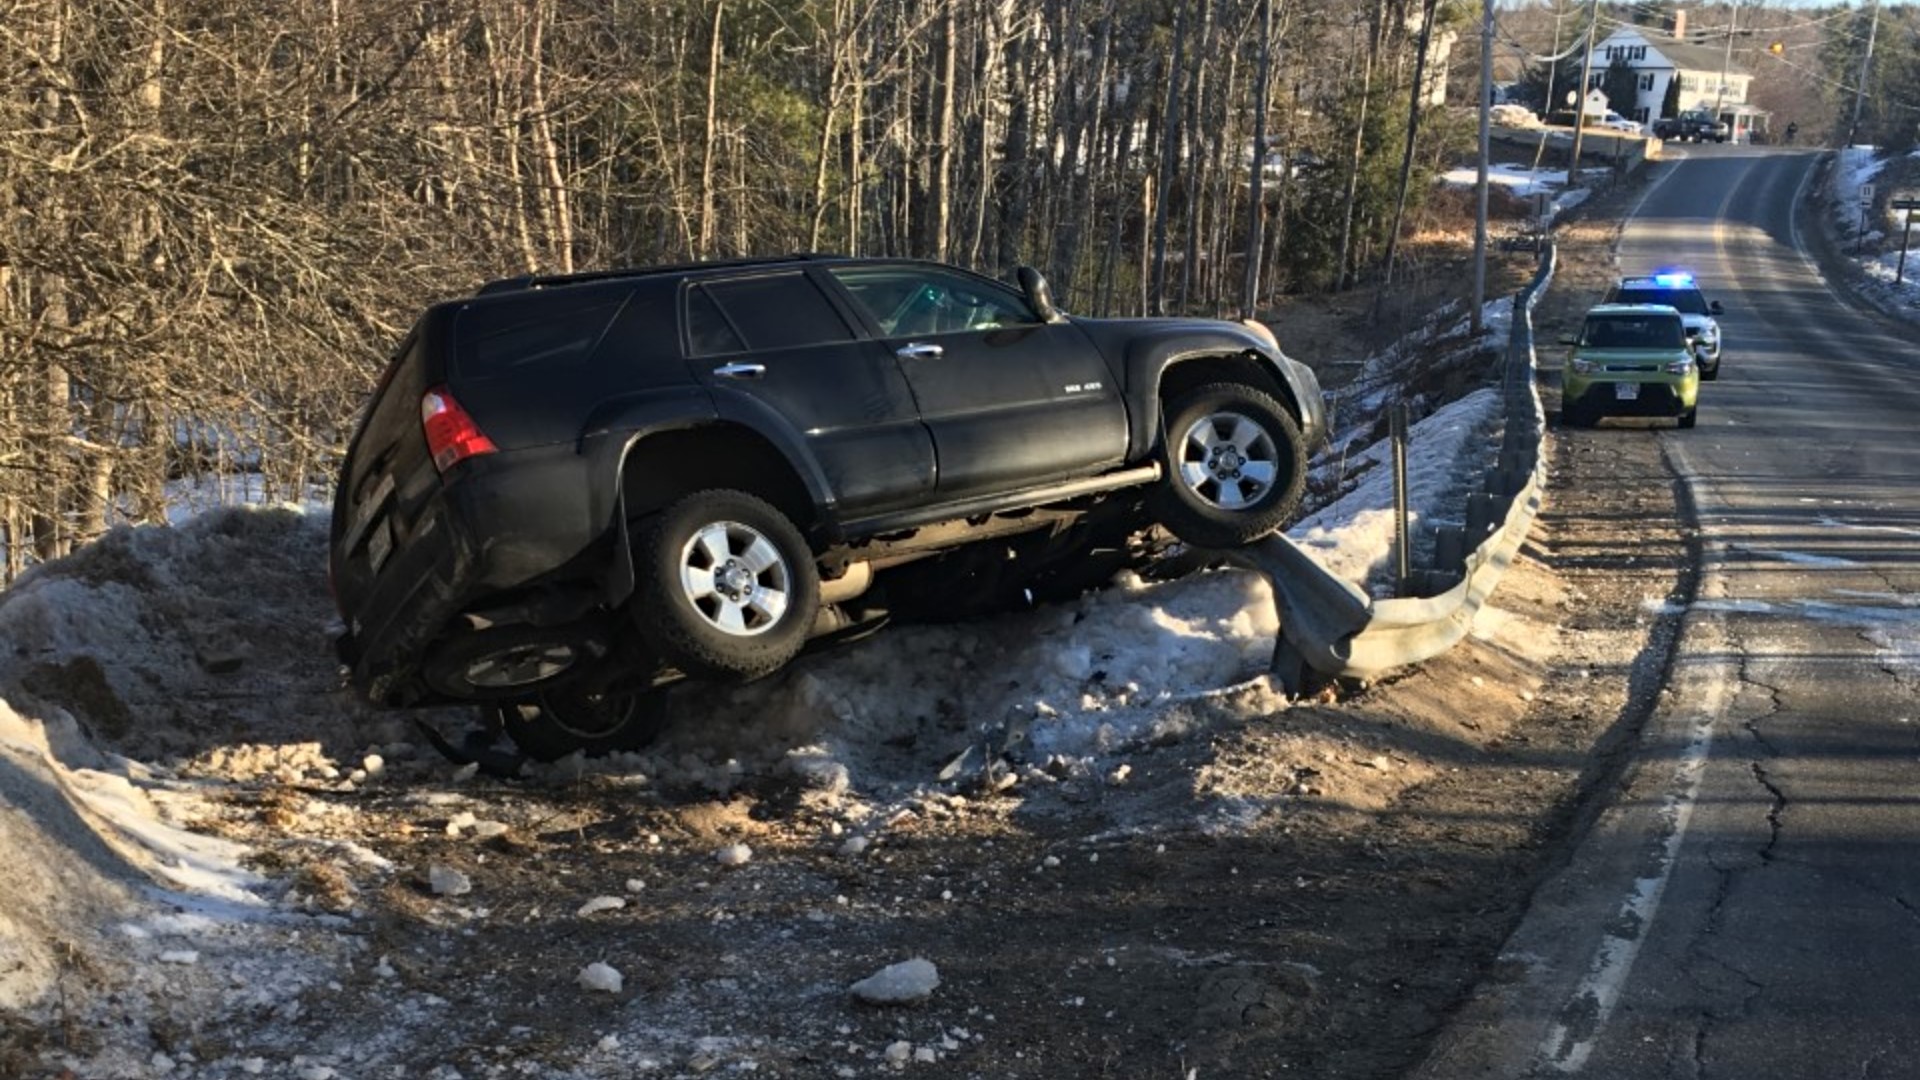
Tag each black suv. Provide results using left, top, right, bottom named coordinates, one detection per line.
left=1652, top=109, right=1729, bottom=143
left=329, top=255, right=1326, bottom=757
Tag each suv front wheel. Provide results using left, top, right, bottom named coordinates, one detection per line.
left=631, top=489, right=820, bottom=682
left=1150, top=382, right=1307, bottom=549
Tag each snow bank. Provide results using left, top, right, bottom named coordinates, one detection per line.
left=1291, top=387, right=1505, bottom=590
left=1830, top=146, right=1920, bottom=305
left=0, top=698, right=275, bottom=1015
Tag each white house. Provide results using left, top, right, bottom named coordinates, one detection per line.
left=1585, top=10, right=1767, bottom=142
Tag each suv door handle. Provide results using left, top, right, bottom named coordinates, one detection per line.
left=895, top=342, right=944, bottom=360
left=712, top=362, right=766, bottom=379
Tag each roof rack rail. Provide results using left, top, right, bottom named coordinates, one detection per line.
left=473, top=252, right=849, bottom=296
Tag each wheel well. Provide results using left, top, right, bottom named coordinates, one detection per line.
left=620, top=425, right=814, bottom=534
left=1159, top=354, right=1291, bottom=413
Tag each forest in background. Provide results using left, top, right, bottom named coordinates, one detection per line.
left=1, top=0, right=1913, bottom=580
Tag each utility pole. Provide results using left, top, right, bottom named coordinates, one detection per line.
left=1473, top=0, right=1493, bottom=336
left=1565, top=0, right=1600, bottom=186
left=1849, top=0, right=1880, bottom=146
left=1715, top=2, right=1738, bottom=139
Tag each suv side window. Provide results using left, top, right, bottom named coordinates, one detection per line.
left=690, top=273, right=855, bottom=355
left=685, top=285, right=747, bottom=356
left=829, top=266, right=1037, bottom=337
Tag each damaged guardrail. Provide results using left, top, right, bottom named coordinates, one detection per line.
left=1240, top=242, right=1558, bottom=692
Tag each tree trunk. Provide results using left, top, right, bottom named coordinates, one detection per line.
left=1335, top=0, right=1385, bottom=291
left=1380, top=0, right=1440, bottom=291
left=1241, top=0, right=1274, bottom=318
left=699, top=0, right=725, bottom=258
left=1149, top=0, right=1189, bottom=314
left=931, top=0, right=957, bottom=263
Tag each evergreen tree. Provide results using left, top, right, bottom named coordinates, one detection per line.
left=1602, top=56, right=1640, bottom=119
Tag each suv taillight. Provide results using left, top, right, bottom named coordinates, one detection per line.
left=422, top=387, right=497, bottom=472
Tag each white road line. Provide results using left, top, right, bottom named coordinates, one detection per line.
left=1536, top=660, right=1730, bottom=1072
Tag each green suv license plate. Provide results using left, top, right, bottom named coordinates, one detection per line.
left=1615, top=383, right=1640, bottom=401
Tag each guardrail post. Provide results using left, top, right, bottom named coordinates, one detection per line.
left=1465, top=491, right=1499, bottom=537
left=1434, top=525, right=1467, bottom=569
left=1391, top=403, right=1411, bottom=596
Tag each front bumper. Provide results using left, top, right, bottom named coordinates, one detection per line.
left=1564, top=372, right=1698, bottom=418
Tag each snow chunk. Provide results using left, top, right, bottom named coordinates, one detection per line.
left=577, top=962, right=624, bottom=993
left=714, top=843, right=753, bottom=867
left=428, top=865, right=472, bottom=897
left=577, top=896, right=626, bottom=917
left=884, top=1042, right=912, bottom=1065
left=850, top=958, right=940, bottom=1005
left=158, top=949, right=199, bottom=965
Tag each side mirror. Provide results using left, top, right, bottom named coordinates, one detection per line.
left=1017, top=266, right=1061, bottom=322
left=1709, top=301, right=1724, bottom=315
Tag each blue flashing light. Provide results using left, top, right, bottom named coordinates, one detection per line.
left=1651, top=271, right=1696, bottom=288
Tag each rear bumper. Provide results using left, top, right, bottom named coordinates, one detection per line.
left=333, top=447, right=609, bottom=705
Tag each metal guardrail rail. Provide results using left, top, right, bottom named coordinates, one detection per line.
left=1239, top=242, right=1558, bottom=692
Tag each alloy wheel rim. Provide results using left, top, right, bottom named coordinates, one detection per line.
left=677, top=519, right=792, bottom=637
left=1176, top=410, right=1280, bottom=510
left=465, top=642, right=578, bottom=689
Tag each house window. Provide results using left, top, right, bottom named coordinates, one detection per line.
left=1632, top=45, right=1646, bottom=61
left=1640, top=73, right=1654, bottom=91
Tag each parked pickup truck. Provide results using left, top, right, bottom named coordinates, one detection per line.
left=1652, top=110, right=1729, bottom=143
left=329, top=254, right=1328, bottom=758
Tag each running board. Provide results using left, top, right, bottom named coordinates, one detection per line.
left=837, top=464, right=1162, bottom=538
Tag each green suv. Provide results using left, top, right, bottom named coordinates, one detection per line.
left=1560, top=304, right=1699, bottom=429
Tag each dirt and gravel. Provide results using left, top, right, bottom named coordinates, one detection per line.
left=0, top=171, right=1705, bottom=1080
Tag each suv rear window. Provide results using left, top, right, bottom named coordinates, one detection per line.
left=455, top=287, right=629, bottom=378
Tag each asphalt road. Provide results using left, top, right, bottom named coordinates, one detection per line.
left=1421, top=146, right=1920, bottom=1079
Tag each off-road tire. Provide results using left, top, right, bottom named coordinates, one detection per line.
left=631, top=489, right=820, bottom=682
left=1677, top=407, right=1698, bottom=430
left=1149, top=382, right=1307, bottom=549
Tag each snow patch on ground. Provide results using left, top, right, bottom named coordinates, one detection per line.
left=1293, top=388, right=1504, bottom=590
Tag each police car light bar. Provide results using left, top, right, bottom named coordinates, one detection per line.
left=1650, top=271, right=1696, bottom=288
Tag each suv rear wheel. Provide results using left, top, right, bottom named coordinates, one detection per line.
left=1150, top=382, right=1306, bottom=548
left=489, top=685, right=672, bottom=762
left=631, top=489, right=820, bottom=682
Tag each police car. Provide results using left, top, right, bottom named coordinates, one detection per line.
left=1602, top=272, right=1724, bottom=380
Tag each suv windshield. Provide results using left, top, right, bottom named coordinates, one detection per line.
left=1609, top=287, right=1708, bottom=315
left=1582, top=314, right=1686, bottom=350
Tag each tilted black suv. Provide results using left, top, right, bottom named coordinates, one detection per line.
left=330, top=255, right=1326, bottom=757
